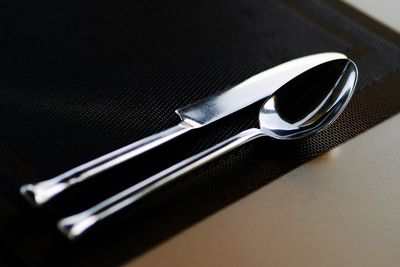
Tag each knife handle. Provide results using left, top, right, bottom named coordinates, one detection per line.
left=20, top=122, right=192, bottom=207
left=57, top=128, right=263, bottom=240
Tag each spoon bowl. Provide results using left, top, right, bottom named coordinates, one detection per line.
left=259, top=59, right=357, bottom=139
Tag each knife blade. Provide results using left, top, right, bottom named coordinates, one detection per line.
left=20, top=52, right=347, bottom=206
left=177, top=52, right=347, bottom=126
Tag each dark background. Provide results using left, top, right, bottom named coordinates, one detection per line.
left=0, top=0, right=399, bottom=266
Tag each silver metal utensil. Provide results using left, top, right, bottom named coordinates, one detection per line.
left=58, top=58, right=358, bottom=239
left=20, top=53, right=347, bottom=206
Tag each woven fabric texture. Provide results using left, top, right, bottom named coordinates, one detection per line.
left=0, top=0, right=399, bottom=266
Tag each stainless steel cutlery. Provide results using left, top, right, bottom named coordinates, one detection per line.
left=18, top=53, right=358, bottom=240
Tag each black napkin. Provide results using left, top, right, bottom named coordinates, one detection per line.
left=0, top=0, right=400, bottom=266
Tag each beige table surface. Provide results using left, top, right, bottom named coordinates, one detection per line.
left=127, top=2, right=400, bottom=266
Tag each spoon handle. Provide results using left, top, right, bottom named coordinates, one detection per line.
left=57, top=128, right=263, bottom=239
left=20, top=122, right=192, bottom=206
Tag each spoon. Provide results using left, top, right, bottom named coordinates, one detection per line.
left=58, top=58, right=358, bottom=239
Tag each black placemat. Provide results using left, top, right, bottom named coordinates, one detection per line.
left=0, top=0, right=400, bottom=266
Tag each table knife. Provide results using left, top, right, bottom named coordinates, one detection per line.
left=20, top=52, right=347, bottom=206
